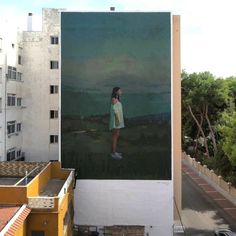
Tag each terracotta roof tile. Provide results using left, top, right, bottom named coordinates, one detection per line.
left=0, top=206, right=19, bottom=231
left=0, top=205, right=31, bottom=236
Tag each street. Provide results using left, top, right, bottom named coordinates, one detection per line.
left=182, top=172, right=236, bottom=235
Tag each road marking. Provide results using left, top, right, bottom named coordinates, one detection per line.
left=192, top=177, right=201, bottom=180
left=198, top=183, right=208, bottom=186
left=206, top=190, right=217, bottom=193
left=214, top=198, right=226, bottom=201
left=223, top=208, right=236, bottom=210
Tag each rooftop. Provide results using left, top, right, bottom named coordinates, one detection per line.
left=39, top=178, right=65, bottom=197
left=0, top=161, right=48, bottom=186
left=0, top=206, right=19, bottom=231
left=0, top=205, right=31, bottom=235
left=0, top=161, right=74, bottom=210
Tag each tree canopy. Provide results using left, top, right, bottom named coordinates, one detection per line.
left=182, top=71, right=236, bottom=185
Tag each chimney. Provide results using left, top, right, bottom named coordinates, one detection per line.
left=110, top=7, right=115, bottom=11
left=27, top=13, right=33, bottom=31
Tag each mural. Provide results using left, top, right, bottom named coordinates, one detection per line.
left=61, top=12, right=172, bottom=179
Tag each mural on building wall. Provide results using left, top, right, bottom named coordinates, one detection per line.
left=61, top=12, right=172, bottom=179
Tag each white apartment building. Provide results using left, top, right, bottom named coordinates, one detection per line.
left=0, top=23, right=24, bottom=161
left=22, top=9, right=60, bottom=162
left=0, top=9, right=60, bottom=162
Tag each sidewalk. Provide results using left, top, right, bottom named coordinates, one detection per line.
left=182, top=161, right=236, bottom=221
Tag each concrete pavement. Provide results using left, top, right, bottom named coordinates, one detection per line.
left=182, top=162, right=236, bottom=235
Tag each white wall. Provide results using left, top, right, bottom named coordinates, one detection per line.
left=22, top=9, right=60, bottom=162
left=74, top=180, right=173, bottom=236
left=0, top=21, right=23, bottom=161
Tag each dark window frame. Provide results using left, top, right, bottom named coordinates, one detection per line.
left=50, top=85, right=58, bottom=94
left=50, top=36, right=59, bottom=45
left=50, top=135, right=58, bottom=144
left=50, top=61, right=59, bottom=69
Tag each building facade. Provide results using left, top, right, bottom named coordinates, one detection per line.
left=0, top=9, right=181, bottom=236
left=0, top=24, right=24, bottom=162
left=0, top=161, right=74, bottom=236
left=22, top=9, right=60, bottom=162
left=0, top=9, right=60, bottom=162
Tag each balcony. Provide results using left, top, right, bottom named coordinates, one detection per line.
left=27, top=163, right=74, bottom=210
left=0, top=161, right=74, bottom=209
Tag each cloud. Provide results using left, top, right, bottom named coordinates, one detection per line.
left=62, top=0, right=236, bottom=77
left=0, top=4, right=42, bottom=31
left=1, top=0, right=236, bottom=76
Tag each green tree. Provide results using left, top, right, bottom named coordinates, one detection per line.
left=182, top=72, right=236, bottom=186
left=218, top=112, right=236, bottom=166
left=226, top=76, right=236, bottom=108
left=182, top=71, right=230, bottom=158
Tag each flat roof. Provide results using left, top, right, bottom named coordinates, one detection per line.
left=0, top=177, right=22, bottom=185
left=40, top=179, right=65, bottom=197
left=0, top=161, right=48, bottom=186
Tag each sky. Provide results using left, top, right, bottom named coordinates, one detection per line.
left=0, top=0, right=236, bottom=78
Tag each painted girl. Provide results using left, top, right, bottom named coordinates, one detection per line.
left=109, top=87, right=124, bottom=159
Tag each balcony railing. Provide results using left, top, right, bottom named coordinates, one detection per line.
left=28, top=197, right=55, bottom=209
left=28, top=170, right=74, bottom=209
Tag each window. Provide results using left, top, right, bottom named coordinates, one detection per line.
left=7, top=66, right=17, bottom=80
left=12, top=43, right=14, bottom=48
left=17, top=72, right=22, bottom=81
left=7, top=121, right=16, bottom=134
left=17, top=98, right=22, bottom=106
left=31, top=231, right=45, bottom=236
left=0, top=98, right=2, bottom=112
left=50, top=135, right=58, bottom=144
left=7, top=67, right=22, bottom=81
left=50, top=110, right=58, bottom=119
left=0, top=67, right=2, bottom=81
left=18, top=55, right=22, bottom=65
left=50, top=36, right=59, bottom=44
left=17, top=150, right=21, bottom=158
left=17, top=123, right=22, bottom=132
left=7, top=94, right=16, bottom=106
left=50, top=85, right=58, bottom=94
left=7, top=148, right=16, bottom=161
left=50, top=61, right=59, bottom=69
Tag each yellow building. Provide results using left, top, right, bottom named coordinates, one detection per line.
left=0, top=161, right=75, bottom=236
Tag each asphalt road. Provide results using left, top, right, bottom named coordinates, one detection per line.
left=182, top=172, right=236, bottom=236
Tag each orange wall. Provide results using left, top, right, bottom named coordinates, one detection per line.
left=0, top=162, right=74, bottom=236
left=27, top=213, right=58, bottom=236
left=27, top=163, right=51, bottom=197
left=51, top=162, right=70, bottom=179
left=27, top=181, right=74, bottom=236
left=58, top=182, right=74, bottom=236
left=173, top=15, right=182, bottom=220
left=14, top=220, right=26, bottom=236
left=0, top=187, right=27, bottom=204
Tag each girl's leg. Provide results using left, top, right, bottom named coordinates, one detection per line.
left=112, top=129, right=120, bottom=153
